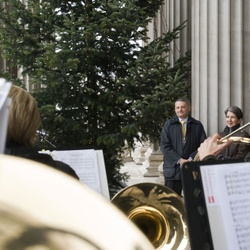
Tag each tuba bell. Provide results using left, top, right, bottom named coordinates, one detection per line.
left=111, top=182, right=189, bottom=250
left=0, top=155, right=155, bottom=250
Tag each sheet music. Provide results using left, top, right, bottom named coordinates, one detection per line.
left=52, top=149, right=101, bottom=190
left=40, top=149, right=110, bottom=199
left=0, top=78, right=11, bottom=109
left=200, top=163, right=250, bottom=250
left=0, top=79, right=12, bottom=154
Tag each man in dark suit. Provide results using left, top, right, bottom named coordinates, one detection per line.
left=161, top=97, right=207, bottom=195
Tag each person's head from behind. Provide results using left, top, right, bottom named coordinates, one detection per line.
left=174, top=97, right=191, bottom=119
left=224, top=106, right=243, bottom=129
left=7, top=85, right=41, bottom=146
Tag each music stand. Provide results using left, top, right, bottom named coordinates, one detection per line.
left=181, top=159, right=246, bottom=250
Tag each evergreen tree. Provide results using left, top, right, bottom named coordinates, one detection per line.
left=0, top=0, right=191, bottom=196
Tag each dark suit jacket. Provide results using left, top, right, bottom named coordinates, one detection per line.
left=161, top=116, right=206, bottom=180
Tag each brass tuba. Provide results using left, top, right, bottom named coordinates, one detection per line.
left=0, top=155, right=155, bottom=250
left=111, top=182, right=189, bottom=250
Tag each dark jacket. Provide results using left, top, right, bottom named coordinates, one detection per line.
left=218, top=124, right=250, bottom=160
left=5, top=143, right=79, bottom=180
left=161, top=116, right=206, bottom=180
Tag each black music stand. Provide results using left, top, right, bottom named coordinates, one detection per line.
left=181, top=159, right=244, bottom=250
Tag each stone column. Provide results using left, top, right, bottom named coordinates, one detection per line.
left=121, top=140, right=133, bottom=163
left=145, top=0, right=192, bottom=64
left=191, top=0, right=250, bottom=136
left=143, top=142, right=163, bottom=177
left=133, top=140, right=150, bottom=165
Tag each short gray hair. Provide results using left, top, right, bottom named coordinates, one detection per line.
left=224, top=106, right=243, bottom=119
left=175, top=97, right=190, bottom=107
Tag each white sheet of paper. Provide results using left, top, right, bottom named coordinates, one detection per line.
left=0, top=98, right=11, bottom=154
left=53, top=149, right=101, bottom=189
left=200, top=162, right=250, bottom=250
left=0, top=79, right=11, bottom=109
left=95, top=150, right=110, bottom=199
left=51, top=149, right=110, bottom=199
left=0, top=79, right=12, bottom=154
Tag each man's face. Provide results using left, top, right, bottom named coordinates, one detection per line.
left=174, top=101, right=191, bottom=119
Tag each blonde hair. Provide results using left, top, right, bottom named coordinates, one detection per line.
left=7, top=85, right=41, bottom=146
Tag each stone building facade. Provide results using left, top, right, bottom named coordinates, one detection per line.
left=147, top=0, right=250, bottom=136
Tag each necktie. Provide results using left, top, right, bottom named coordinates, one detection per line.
left=181, top=120, right=186, bottom=137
